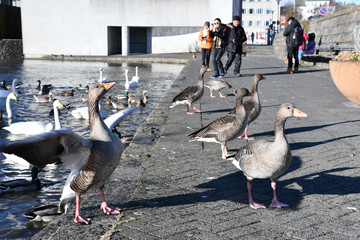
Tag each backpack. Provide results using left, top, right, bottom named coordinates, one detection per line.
left=292, top=26, right=303, bottom=47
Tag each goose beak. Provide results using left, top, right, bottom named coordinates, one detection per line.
left=293, top=108, right=307, bottom=117
left=103, top=82, right=115, bottom=91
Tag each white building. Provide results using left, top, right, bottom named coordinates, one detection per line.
left=241, top=0, right=281, bottom=44
left=297, top=0, right=330, bottom=20
left=21, top=0, right=243, bottom=58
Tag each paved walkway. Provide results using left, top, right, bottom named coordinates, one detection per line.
left=33, top=52, right=360, bottom=240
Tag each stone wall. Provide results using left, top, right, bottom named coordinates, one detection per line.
left=308, top=7, right=360, bottom=52
left=0, top=39, right=23, bottom=59
left=272, top=7, right=360, bottom=60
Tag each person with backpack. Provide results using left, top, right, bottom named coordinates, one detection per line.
left=209, top=18, right=229, bottom=78
left=283, top=17, right=303, bottom=74
left=223, top=15, right=247, bottom=77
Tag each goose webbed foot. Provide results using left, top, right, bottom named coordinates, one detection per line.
left=219, top=91, right=226, bottom=98
left=270, top=199, right=289, bottom=208
left=244, top=136, right=255, bottom=140
left=249, top=201, right=266, bottom=210
left=269, top=180, right=289, bottom=208
left=100, top=202, right=121, bottom=215
left=74, top=215, right=91, bottom=224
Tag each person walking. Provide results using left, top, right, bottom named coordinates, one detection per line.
left=251, top=32, right=255, bottom=44
left=283, top=16, right=302, bottom=74
left=223, top=16, right=247, bottom=77
left=209, top=18, right=229, bottom=78
left=198, top=21, right=213, bottom=70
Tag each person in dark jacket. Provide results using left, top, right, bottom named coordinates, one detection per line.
left=209, top=18, right=229, bottom=78
left=223, top=16, right=247, bottom=77
left=283, top=16, right=301, bottom=74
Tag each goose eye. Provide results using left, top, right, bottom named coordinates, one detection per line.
left=287, top=107, right=291, bottom=109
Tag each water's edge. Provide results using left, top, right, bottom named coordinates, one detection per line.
left=30, top=56, right=191, bottom=239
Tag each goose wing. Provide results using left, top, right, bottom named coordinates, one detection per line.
left=0, top=128, right=92, bottom=169
left=173, top=86, right=198, bottom=102
left=189, top=115, right=236, bottom=138
left=104, top=107, right=138, bottom=130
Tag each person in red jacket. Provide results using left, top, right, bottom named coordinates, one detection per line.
left=198, top=21, right=213, bottom=70
left=298, top=26, right=308, bottom=67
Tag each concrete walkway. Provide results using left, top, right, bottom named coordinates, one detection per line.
left=32, top=52, right=360, bottom=239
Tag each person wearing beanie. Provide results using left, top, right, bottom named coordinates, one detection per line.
left=223, top=15, right=247, bottom=77
left=198, top=21, right=213, bottom=70
left=209, top=18, right=230, bottom=78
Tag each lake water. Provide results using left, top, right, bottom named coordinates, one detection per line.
left=0, top=59, right=184, bottom=239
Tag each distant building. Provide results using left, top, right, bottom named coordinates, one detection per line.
left=296, top=0, right=330, bottom=20
left=21, top=0, right=244, bottom=57
left=241, top=0, right=281, bottom=44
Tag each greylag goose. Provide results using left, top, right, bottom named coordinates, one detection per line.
left=229, top=103, right=307, bottom=209
left=129, top=90, right=148, bottom=106
left=25, top=204, right=61, bottom=222
left=230, top=74, right=266, bottom=140
left=205, top=79, right=236, bottom=98
left=170, top=66, right=208, bottom=114
left=188, top=88, right=250, bottom=159
left=34, top=91, right=53, bottom=103
left=0, top=82, right=128, bottom=224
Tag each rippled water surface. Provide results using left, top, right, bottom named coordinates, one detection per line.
left=0, top=59, right=184, bottom=239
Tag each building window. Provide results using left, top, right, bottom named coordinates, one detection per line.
left=250, top=0, right=255, bottom=2
left=265, top=20, right=270, bottom=26
left=249, top=21, right=253, bottom=26
left=241, top=21, right=245, bottom=26
left=258, top=0, right=261, bottom=1
left=256, top=21, right=261, bottom=26
left=257, top=9, right=263, bottom=14
left=249, top=9, right=254, bottom=14
left=242, top=9, right=246, bottom=14
left=243, top=0, right=246, bottom=1
left=266, top=9, right=271, bottom=14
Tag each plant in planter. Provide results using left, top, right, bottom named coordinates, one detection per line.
left=329, top=51, right=360, bottom=105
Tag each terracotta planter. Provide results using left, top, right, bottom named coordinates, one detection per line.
left=329, top=60, right=360, bottom=105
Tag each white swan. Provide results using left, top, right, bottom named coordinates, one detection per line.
left=0, top=79, right=20, bottom=99
left=2, top=92, right=18, bottom=119
left=131, top=66, right=141, bottom=83
left=3, top=100, right=64, bottom=135
left=98, top=68, right=110, bottom=83
left=125, top=69, right=139, bottom=89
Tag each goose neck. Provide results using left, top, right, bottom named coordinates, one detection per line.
left=274, top=115, right=287, bottom=143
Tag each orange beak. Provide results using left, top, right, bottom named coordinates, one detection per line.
left=103, top=82, right=116, bottom=91
left=293, top=108, right=307, bottom=117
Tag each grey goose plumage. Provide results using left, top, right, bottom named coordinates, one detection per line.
left=230, top=74, right=266, bottom=140
left=170, top=66, right=207, bottom=114
left=230, top=103, right=307, bottom=209
left=205, top=78, right=236, bottom=98
left=188, top=88, right=250, bottom=159
left=0, top=82, right=125, bottom=224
